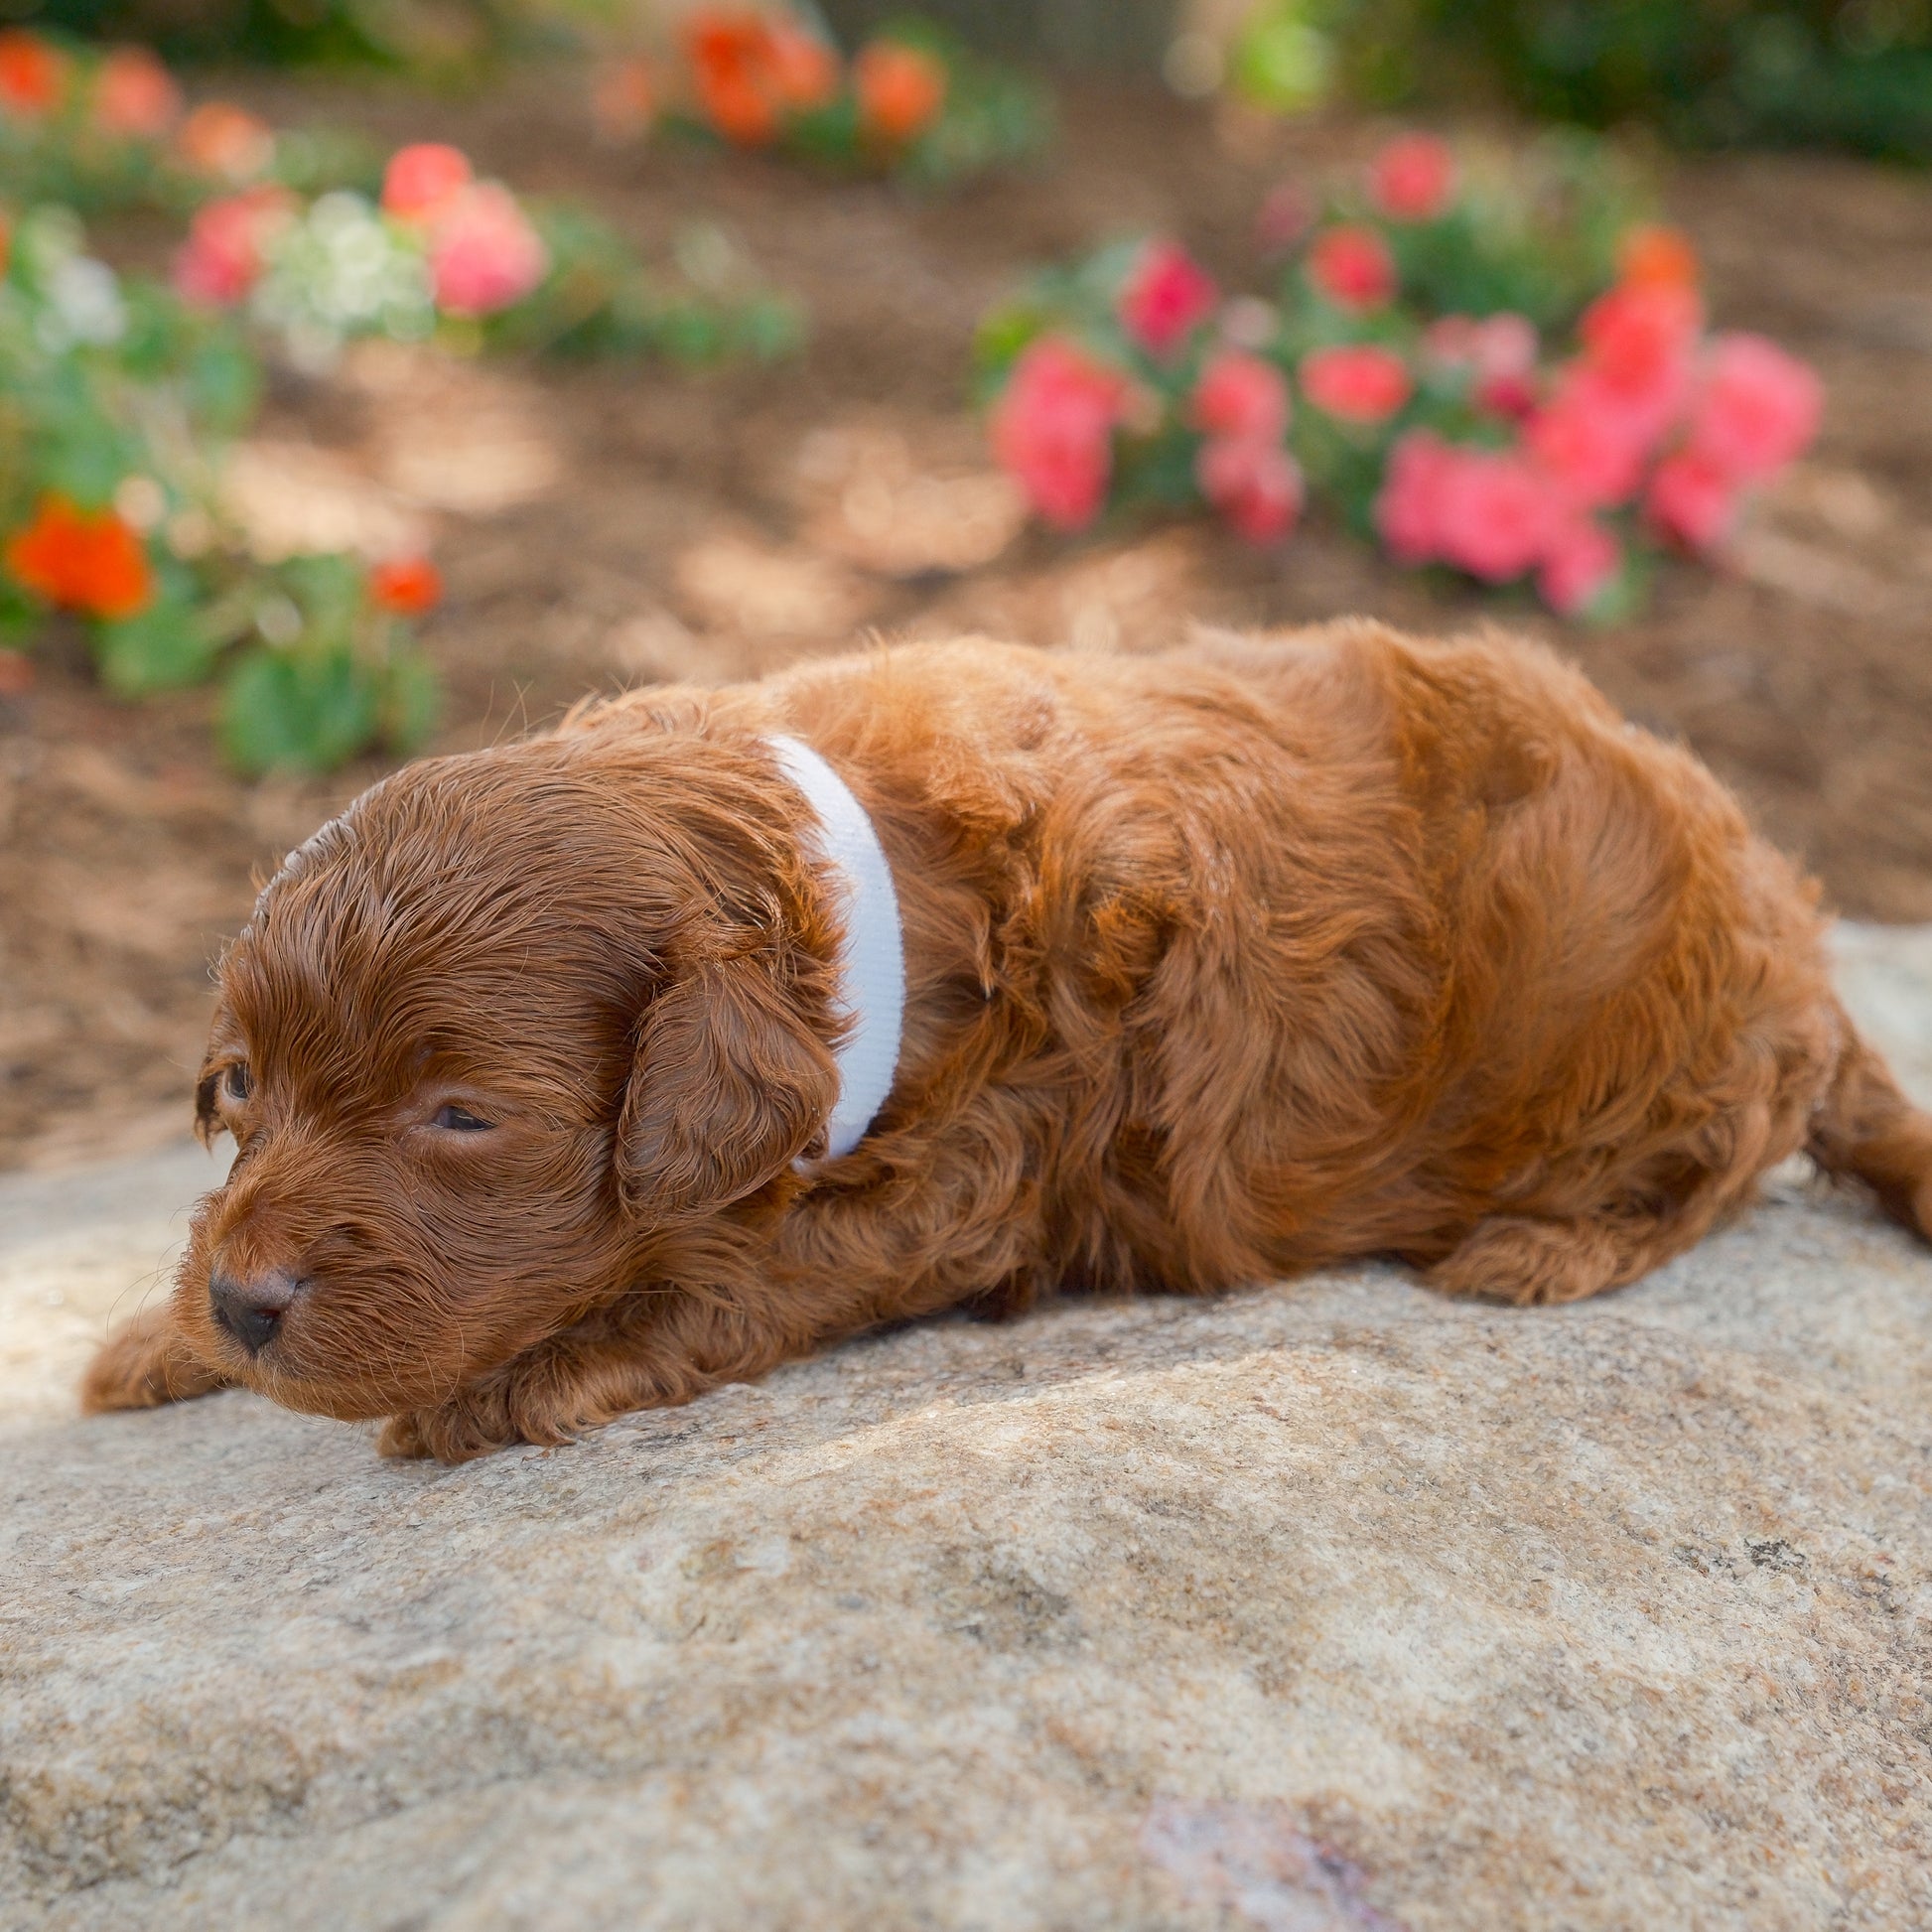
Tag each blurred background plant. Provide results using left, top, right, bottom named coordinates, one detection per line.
left=594, top=8, right=1054, bottom=187
left=1184, top=0, right=1932, bottom=162
left=0, top=201, right=440, bottom=771
left=976, top=132, right=1822, bottom=618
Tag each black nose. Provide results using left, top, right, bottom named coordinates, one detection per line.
left=208, top=1267, right=302, bottom=1355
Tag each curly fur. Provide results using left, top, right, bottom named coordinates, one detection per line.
left=81, top=621, right=1932, bottom=1459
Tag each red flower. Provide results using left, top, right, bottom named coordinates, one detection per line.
left=1306, top=224, right=1397, bottom=312
left=1525, top=365, right=1656, bottom=508
left=428, top=184, right=550, bottom=317
left=1645, top=451, right=1737, bottom=553
left=382, top=143, right=474, bottom=223
left=172, top=187, right=295, bottom=307
left=91, top=47, right=182, bottom=140
left=369, top=557, right=443, bottom=615
left=1196, top=437, right=1303, bottom=544
left=1190, top=349, right=1290, bottom=444
left=175, top=101, right=275, bottom=182
left=1686, top=333, right=1822, bottom=483
left=1537, top=517, right=1620, bottom=617
left=1369, top=133, right=1454, bottom=222
left=1577, top=281, right=1701, bottom=436
left=1117, top=240, right=1218, bottom=359
left=1433, top=447, right=1557, bottom=583
left=1374, top=429, right=1456, bottom=565
left=685, top=12, right=782, bottom=146
left=1300, top=343, right=1412, bottom=422
left=1616, top=223, right=1701, bottom=291
left=990, top=336, right=1128, bottom=531
left=855, top=39, right=946, bottom=143
left=0, top=31, right=66, bottom=119
left=5, top=494, right=154, bottom=621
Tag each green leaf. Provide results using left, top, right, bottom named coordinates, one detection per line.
left=94, top=601, right=220, bottom=697
left=380, top=647, right=440, bottom=754
left=220, top=641, right=381, bottom=776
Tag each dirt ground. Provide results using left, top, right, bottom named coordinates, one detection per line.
left=5, top=75, right=1932, bottom=1172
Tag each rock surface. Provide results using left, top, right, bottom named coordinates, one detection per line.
left=3, top=928, right=1931, bottom=1931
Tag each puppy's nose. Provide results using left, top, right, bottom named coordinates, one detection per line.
left=207, top=1266, right=302, bottom=1355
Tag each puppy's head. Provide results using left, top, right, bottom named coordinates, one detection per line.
left=175, top=728, right=841, bottom=1420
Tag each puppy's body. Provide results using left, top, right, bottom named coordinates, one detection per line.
left=84, top=624, right=1932, bottom=1457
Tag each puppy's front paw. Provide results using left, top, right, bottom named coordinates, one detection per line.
left=80, top=1306, right=228, bottom=1414
left=377, top=1348, right=616, bottom=1461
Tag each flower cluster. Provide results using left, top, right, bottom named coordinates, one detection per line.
left=597, top=9, right=1051, bottom=188
left=0, top=29, right=306, bottom=214
left=0, top=204, right=439, bottom=772
left=976, top=132, right=1823, bottom=619
left=171, top=142, right=799, bottom=369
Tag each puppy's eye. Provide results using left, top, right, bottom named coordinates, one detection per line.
left=223, top=1062, right=252, bottom=1103
left=432, top=1104, right=495, bottom=1133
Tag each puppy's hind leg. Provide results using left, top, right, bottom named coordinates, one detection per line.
left=1806, top=1006, right=1932, bottom=1241
left=80, top=1304, right=230, bottom=1415
left=1424, top=1207, right=1708, bottom=1308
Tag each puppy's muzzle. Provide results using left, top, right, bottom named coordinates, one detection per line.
left=208, top=1265, right=304, bottom=1355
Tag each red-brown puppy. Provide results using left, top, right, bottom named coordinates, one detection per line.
left=82, top=622, right=1932, bottom=1458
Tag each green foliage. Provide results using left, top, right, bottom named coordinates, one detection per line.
left=0, top=204, right=438, bottom=774
left=478, top=208, right=804, bottom=363
left=1245, top=0, right=1932, bottom=161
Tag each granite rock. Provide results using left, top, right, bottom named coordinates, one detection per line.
left=1, top=927, right=1929, bottom=1932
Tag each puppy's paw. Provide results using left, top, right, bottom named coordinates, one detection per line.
left=80, top=1306, right=229, bottom=1414
left=377, top=1366, right=585, bottom=1462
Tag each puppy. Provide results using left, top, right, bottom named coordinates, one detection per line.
left=82, top=622, right=1932, bottom=1459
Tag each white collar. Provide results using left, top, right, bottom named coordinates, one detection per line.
left=765, top=735, right=905, bottom=1162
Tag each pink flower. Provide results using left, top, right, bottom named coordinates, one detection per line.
left=1306, top=224, right=1397, bottom=312
left=1525, top=365, right=1656, bottom=508
left=1256, top=181, right=1315, bottom=258
left=1686, top=333, right=1822, bottom=482
left=1426, top=312, right=1538, bottom=417
left=1117, top=240, right=1217, bottom=358
left=1190, top=349, right=1290, bottom=444
left=1374, top=429, right=1456, bottom=565
left=383, top=143, right=474, bottom=223
left=990, top=336, right=1128, bottom=530
left=1434, top=446, right=1557, bottom=583
left=1196, top=438, right=1303, bottom=544
left=1300, top=343, right=1412, bottom=423
left=91, top=47, right=181, bottom=140
left=1578, top=281, right=1701, bottom=434
left=1645, top=451, right=1738, bottom=553
left=1369, top=133, right=1454, bottom=222
left=427, top=183, right=550, bottom=317
left=1538, top=517, right=1621, bottom=616
left=171, top=187, right=294, bottom=307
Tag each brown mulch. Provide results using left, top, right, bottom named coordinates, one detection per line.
left=5, top=76, right=1932, bottom=1172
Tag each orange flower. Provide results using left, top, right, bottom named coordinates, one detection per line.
left=92, top=46, right=183, bottom=140
left=593, top=57, right=657, bottom=143
left=1616, top=223, right=1700, bottom=291
left=368, top=557, right=443, bottom=615
left=0, top=31, right=67, bottom=119
left=765, top=22, right=840, bottom=110
left=853, top=39, right=946, bottom=145
left=381, top=142, right=473, bottom=223
left=685, top=12, right=781, bottom=145
left=5, top=495, right=155, bottom=621
left=176, top=101, right=275, bottom=182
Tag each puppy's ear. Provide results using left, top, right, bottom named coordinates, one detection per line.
left=616, top=944, right=840, bottom=1220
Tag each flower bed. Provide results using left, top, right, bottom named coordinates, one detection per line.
left=976, top=133, right=1822, bottom=620
left=173, top=142, right=801, bottom=371
left=0, top=202, right=438, bottom=773
left=597, top=9, right=1052, bottom=187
